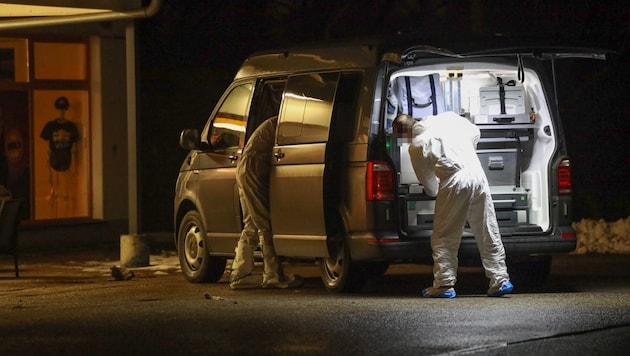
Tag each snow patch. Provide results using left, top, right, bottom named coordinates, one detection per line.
left=573, top=217, right=630, bottom=254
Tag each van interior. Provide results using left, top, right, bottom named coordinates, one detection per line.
left=386, top=63, right=556, bottom=236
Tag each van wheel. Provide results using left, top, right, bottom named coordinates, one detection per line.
left=177, top=210, right=226, bottom=283
left=507, top=256, right=551, bottom=289
left=319, top=234, right=367, bottom=293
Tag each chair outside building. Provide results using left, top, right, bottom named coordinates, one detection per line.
left=0, top=199, right=23, bottom=277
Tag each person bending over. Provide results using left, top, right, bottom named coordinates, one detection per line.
left=392, top=112, right=513, bottom=298
left=230, top=116, right=303, bottom=290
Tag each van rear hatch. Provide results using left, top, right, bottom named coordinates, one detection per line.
left=385, top=46, right=608, bottom=245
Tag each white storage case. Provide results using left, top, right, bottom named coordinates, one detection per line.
left=479, top=85, right=525, bottom=115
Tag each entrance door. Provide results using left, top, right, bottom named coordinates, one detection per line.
left=0, top=91, right=29, bottom=218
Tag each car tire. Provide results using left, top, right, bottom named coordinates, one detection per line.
left=319, top=223, right=368, bottom=293
left=177, top=210, right=226, bottom=283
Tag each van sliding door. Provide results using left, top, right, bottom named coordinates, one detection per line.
left=269, top=72, right=340, bottom=257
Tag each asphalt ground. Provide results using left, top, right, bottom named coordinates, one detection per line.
left=2, top=241, right=629, bottom=291
left=1, top=244, right=629, bottom=355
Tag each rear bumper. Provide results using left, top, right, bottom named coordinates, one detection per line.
left=364, top=226, right=577, bottom=261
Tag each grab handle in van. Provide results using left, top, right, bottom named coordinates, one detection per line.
left=492, top=116, right=515, bottom=124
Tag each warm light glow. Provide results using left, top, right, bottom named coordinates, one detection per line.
left=213, top=118, right=246, bottom=132
left=283, top=92, right=323, bottom=102
left=0, top=3, right=111, bottom=17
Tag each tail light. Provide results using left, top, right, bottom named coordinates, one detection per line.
left=557, top=158, right=571, bottom=195
left=367, top=161, right=395, bottom=201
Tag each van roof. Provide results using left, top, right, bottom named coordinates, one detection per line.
left=234, top=43, right=385, bottom=79
left=234, top=41, right=609, bottom=80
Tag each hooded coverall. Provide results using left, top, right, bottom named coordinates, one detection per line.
left=230, top=117, right=285, bottom=284
left=408, top=111, right=510, bottom=294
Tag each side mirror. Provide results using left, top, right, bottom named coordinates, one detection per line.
left=179, top=129, right=201, bottom=150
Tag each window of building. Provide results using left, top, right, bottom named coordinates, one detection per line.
left=0, top=37, right=90, bottom=221
left=33, top=42, right=87, bottom=80
left=0, top=38, right=28, bottom=82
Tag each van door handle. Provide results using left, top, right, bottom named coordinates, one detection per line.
left=273, top=150, right=285, bottom=161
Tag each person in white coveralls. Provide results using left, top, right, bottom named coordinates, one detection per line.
left=229, top=116, right=303, bottom=290
left=392, top=112, right=513, bottom=298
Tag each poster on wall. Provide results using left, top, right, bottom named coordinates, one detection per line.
left=40, top=96, right=80, bottom=173
left=0, top=48, right=15, bottom=81
left=33, top=90, right=88, bottom=220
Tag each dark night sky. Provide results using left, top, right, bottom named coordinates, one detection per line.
left=136, top=0, right=629, bottom=231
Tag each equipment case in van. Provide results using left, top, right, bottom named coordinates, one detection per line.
left=476, top=78, right=533, bottom=125
left=479, top=84, right=525, bottom=115
left=393, top=73, right=445, bottom=119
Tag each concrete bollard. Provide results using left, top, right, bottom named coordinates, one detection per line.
left=120, top=234, right=150, bottom=267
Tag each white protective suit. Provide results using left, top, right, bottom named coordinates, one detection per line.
left=408, top=111, right=510, bottom=294
left=230, top=117, right=285, bottom=285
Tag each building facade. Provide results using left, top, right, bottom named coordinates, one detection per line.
left=0, top=0, right=160, bottom=248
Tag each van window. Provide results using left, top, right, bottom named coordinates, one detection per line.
left=278, top=72, right=340, bottom=145
left=246, top=79, right=286, bottom=139
left=208, top=82, right=253, bottom=152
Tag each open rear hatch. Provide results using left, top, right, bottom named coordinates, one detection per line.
left=388, top=46, right=608, bottom=239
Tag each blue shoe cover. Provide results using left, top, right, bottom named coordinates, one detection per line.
left=422, top=286, right=456, bottom=298
left=488, top=281, right=514, bottom=297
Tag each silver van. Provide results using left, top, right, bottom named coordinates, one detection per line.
left=175, top=43, right=606, bottom=292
